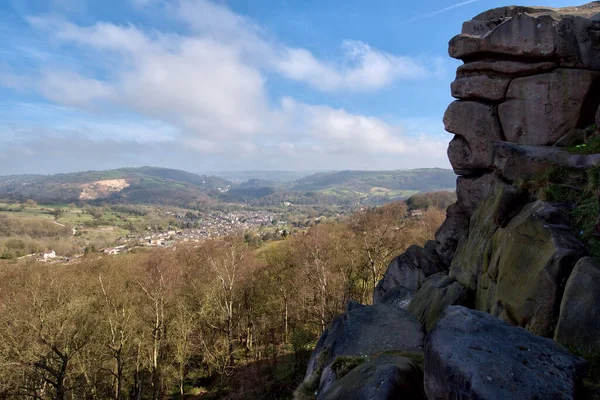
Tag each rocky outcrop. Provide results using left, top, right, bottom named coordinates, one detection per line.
left=407, top=274, right=471, bottom=332
left=319, top=354, right=425, bottom=400
left=450, top=4, right=600, bottom=68
left=377, top=285, right=414, bottom=310
left=444, top=101, right=503, bottom=173
left=446, top=2, right=600, bottom=179
left=476, top=201, right=586, bottom=336
left=302, top=3, right=600, bottom=398
left=373, top=241, right=445, bottom=302
left=302, top=302, right=424, bottom=397
left=555, top=257, right=600, bottom=353
left=500, top=69, right=600, bottom=145
left=425, top=306, right=586, bottom=400
left=450, top=188, right=587, bottom=336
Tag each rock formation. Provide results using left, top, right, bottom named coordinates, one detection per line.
left=299, top=3, right=600, bottom=399
left=425, top=306, right=586, bottom=399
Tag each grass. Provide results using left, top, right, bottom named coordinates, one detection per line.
left=330, top=355, right=367, bottom=381
left=519, top=165, right=600, bottom=256
left=293, top=348, right=328, bottom=400
left=566, top=347, right=600, bottom=399
left=565, top=125, right=600, bottom=155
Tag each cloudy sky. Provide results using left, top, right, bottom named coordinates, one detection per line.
left=0, top=0, right=577, bottom=175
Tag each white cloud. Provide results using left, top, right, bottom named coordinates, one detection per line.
left=38, top=70, right=114, bottom=109
left=273, top=40, right=426, bottom=92
left=172, top=0, right=428, bottom=92
left=0, top=0, right=451, bottom=172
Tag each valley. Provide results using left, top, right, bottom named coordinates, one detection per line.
left=0, top=167, right=456, bottom=262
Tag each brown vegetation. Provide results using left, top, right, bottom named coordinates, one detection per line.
left=0, top=201, right=445, bottom=399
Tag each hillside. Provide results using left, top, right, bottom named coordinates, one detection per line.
left=0, top=167, right=228, bottom=205
left=0, top=167, right=456, bottom=207
left=290, top=169, right=456, bottom=192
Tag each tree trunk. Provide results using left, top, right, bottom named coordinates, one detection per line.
left=284, top=297, right=289, bottom=344
left=115, top=353, right=123, bottom=400
left=55, top=360, right=68, bottom=400
left=227, top=309, right=234, bottom=366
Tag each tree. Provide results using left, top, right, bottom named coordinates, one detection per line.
left=97, top=260, right=137, bottom=400
left=25, top=199, right=38, bottom=208
left=0, top=264, right=97, bottom=400
left=200, top=237, right=249, bottom=367
left=349, top=201, right=409, bottom=299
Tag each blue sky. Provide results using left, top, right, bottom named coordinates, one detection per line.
left=0, top=0, right=578, bottom=174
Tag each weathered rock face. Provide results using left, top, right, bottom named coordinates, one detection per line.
left=319, top=354, right=425, bottom=400
left=449, top=194, right=499, bottom=291
left=478, top=201, right=587, bottom=336
left=373, top=242, right=445, bottom=302
left=425, top=306, right=586, bottom=400
left=450, top=4, right=600, bottom=68
left=444, top=101, right=503, bottom=174
left=305, top=3, right=600, bottom=397
left=302, top=302, right=424, bottom=396
left=407, top=273, right=471, bottom=332
left=434, top=203, right=470, bottom=266
left=499, top=69, right=600, bottom=146
left=446, top=2, right=600, bottom=181
left=555, top=257, right=600, bottom=353
left=455, top=173, right=496, bottom=214
left=452, top=192, right=587, bottom=336
left=377, top=285, right=414, bottom=310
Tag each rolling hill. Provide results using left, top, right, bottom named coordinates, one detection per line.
left=0, top=167, right=229, bottom=205
left=0, top=167, right=456, bottom=206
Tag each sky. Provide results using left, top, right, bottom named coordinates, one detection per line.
left=0, top=0, right=579, bottom=175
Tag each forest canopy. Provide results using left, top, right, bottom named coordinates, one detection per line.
left=0, top=200, right=445, bottom=399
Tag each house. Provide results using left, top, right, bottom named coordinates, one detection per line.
left=39, top=250, right=56, bottom=261
left=103, top=245, right=127, bottom=255
left=410, top=209, right=425, bottom=217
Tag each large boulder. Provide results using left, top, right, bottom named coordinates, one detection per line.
left=555, top=257, right=600, bottom=353
left=490, top=182, right=529, bottom=228
left=408, top=273, right=471, bottom=332
left=425, top=306, right=586, bottom=400
left=450, top=13, right=559, bottom=60
left=596, top=104, right=600, bottom=127
left=373, top=241, right=444, bottom=302
left=451, top=61, right=558, bottom=103
left=499, top=69, right=600, bottom=146
left=456, top=173, right=495, bottom=214
left=451, top=74, right=510, bottom=102
left=302, top=302, right=424, bottom=395
left=378, top=285, right=414, bottom=310
left=449, top=3, right=600, bottom=70
left=456, top=60, right=557, bottom=78
left=451, top=186, right=588, bottom=337
left=476, top=201, right=587, bottom=337
left=460, top=6, right=556, bottom=36
left=492, top=141, right=600, bottom=182
left=444, top=101, right=503, bottom=174
left=491, top=141, right=573, bottom=182
left=319, top=354, right=425, bottom=400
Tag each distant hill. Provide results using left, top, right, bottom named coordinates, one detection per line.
left=210, top=171, right=320, bottom=183
left=0, top=167, right=456, bottom=207
left=290, top=169, right=456, bottom=192
left=0, top=167, right=229, bottom=205
left=216, top=168, right=456, bottom=205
